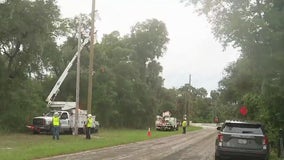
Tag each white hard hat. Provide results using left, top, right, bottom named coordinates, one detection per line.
left=87, top=114, right=92, bottom=117
left=54, top=112, right=59, bottom=116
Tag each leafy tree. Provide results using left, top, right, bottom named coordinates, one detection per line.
left=129, top=19, right=169, bottom=80
left=157, top=88, right=179, bottom=115
left=77, top=19, right=170, bottom=128
left=116, top=19, right=169, bottom=128
left=182, top=0, right=284, bottom=146
left=0, top=0, right=61, bottom=79
left=0, top=0, right=62, bottom=131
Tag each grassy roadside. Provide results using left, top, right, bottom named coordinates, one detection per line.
left=0, top=126, right=201, bottom=160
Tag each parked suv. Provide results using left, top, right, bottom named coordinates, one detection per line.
left=215, top=120, right=269, bottom=160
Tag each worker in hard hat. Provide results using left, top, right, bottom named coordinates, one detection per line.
left=86, top=114, right=93, bottom=139
left=52, top=112, right=60, bottom=140
left=182, top=118, right=187, bottom=134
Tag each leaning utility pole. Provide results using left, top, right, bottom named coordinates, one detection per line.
left=87, top=0, right=96, bottom=114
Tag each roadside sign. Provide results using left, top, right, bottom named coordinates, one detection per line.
left=240, top=106, right=248, bottom=116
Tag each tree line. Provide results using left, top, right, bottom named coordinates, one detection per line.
left=1, top=1, right=283, bottom=149
left=0, top=0, right=214, bottom=132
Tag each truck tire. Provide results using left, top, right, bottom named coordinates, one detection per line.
left=67, top=128, right=72, bottom=134
left=78, top=128, right=85, bottom=134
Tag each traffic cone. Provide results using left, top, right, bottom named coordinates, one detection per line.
left=147, top=128, right=151, bottom=137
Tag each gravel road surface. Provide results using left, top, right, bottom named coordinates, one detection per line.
left=38, top=124, right=217, bottom=160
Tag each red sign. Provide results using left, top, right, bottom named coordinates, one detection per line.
left=240, top=106, right=248, bottom=116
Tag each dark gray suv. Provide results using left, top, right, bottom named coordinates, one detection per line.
left=215, top=120, right=269, bottom=160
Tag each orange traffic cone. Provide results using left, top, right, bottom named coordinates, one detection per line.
left=147, top=128, right=151, bottom=137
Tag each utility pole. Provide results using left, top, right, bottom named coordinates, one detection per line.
left=87, top=0, right=96, bottom=114
left=74, top=17, right=82, bottom=136
left=189, top=74, right=191, bottom=86
left=187, top=74, right=191, bottom=124
left=188, top=74, right=191, bottom=110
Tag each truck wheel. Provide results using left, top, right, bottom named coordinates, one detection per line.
left=78, top=128, right=83, bottom=134
left=68, top=128, right=72, bottom=134
left=79, top=128, right=86, bottom=134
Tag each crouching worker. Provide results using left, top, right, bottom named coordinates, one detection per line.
left=52, top=112, right=60, bottom=140
left=86, top=114, right=93, bottom=139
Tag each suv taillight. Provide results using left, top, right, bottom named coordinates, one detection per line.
left=262, top=135, right=268, bottom=149
left=263, top=136, right=269, bottom=145
left=218, top=133, right=223, bottom=142
left=218, top=133, right=223, bottom=146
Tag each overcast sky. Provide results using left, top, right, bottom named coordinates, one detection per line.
left=57, top=0, right=240, bottom=94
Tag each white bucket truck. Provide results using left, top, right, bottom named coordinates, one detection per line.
left=26, top=36, right=99, bottom=134
left=28, top=102, right=99, bottom=134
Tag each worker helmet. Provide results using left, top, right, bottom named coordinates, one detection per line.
left=54, top=112, right=59, bottom=117
left=87, top=114, right=92, bottom=118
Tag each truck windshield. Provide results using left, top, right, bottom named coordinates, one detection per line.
left=45, top=111, right=56, bottom=117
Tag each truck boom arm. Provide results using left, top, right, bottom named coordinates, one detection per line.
left=46, top=39, right=89, bottom=106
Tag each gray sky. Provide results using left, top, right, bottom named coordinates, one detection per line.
left=57, top=0, right=240, bottom=93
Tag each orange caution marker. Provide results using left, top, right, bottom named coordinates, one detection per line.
left=147, top=128, right=151, bottom=137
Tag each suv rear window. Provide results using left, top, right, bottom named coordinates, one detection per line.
left=222, top=123, right=263, bottom=134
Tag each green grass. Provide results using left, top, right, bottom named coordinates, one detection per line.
left=0, top=126, right=201, bottom=160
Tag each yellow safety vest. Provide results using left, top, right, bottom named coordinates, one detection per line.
left=53, top=116, right=60, bottom=126
left=87, top=117, right=93, bottom=128
left=182, top=120, right=187, bottom=127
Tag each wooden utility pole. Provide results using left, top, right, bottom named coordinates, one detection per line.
left=189, top=74, right=191, bottom=86
left=74, top=17, right=82, bottom=136
left=186, top=74, right=191, bottom=125
left=87, top=0, right=96, bottom=114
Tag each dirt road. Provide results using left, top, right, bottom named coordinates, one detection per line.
left=39, top=124, right=217, bottom=160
